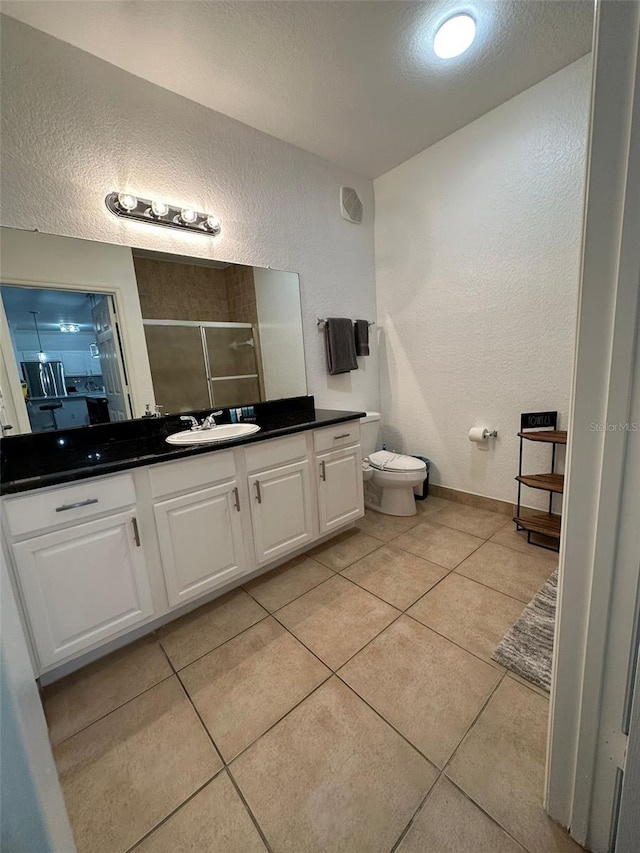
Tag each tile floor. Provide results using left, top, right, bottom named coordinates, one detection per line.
left=43, top=497, right=582, bottom=853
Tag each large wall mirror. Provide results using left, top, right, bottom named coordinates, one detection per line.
left=0, top=227, right=307, bottom=435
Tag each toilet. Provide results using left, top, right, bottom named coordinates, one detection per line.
left=360, top=412, right=427, bottom=517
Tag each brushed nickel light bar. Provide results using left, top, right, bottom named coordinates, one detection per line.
left=105, top=192, right=221, bottom=236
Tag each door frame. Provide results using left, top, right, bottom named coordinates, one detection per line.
left=546, top=1, right=640, bottom=850
left=0, top=279, right=134, bottom=432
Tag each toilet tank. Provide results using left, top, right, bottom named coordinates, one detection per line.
left=359, top=411, right=381, bottom=458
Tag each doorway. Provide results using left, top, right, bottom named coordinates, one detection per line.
left=0, top=285, right=132, bottom=432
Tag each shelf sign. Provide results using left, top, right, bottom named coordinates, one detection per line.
left=521, top=411, right=558, bottom=431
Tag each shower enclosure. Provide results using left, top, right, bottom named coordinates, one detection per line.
left=143, top=320, right=261, bottom=413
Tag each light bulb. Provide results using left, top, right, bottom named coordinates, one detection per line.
left=180, top=208, right=197, bottom=224
left=205, top=214, right=221, bottom=233
left=434, top=14, right=476, bottom=59
left=151, top=200, right=169, bottom=217
left=117, top=192, right=137, bottom=211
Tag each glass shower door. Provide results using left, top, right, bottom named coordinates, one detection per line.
left=144, top=323, right=211, bottom=413
left=203, top=324, right=261, bottom=407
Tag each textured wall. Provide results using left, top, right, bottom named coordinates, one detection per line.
left=0, top=16, right=377, bottom=412
left=375, top=57, right=591, bottom=505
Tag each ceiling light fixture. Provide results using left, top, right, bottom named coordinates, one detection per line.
left=434, top=13, right=476, bottom=59
left=29, top=311, right=47, bottom=363
left=59, top=323, right=80, bottom=333
left=105, top=192, right=222, bottom=237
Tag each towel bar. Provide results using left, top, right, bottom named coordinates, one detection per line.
left=316, top=318, right=375, bottom=328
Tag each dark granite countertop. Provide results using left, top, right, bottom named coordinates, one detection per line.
left=0, top=396, right=365, bottom=495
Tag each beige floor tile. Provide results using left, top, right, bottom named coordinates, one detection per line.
left=447, top=678, right=581, bottom=853
left=397, top=776, right=525, bottom=853
left=159, top=589, right=267, bottom=670
left=54, top=677, right=221, bottom=853
left=490, top=521, right=560, bottom=561
left=394, top=520, right=484, bottom=569
left=339, top=616, right=501, bottom=768
left=432, top=503, right=506, bottom=539
left=231, top=677, right=437, bottom=853
left=275, top=575, right=399, bottom=669
left=180, top=617, right=329, bottom=761
left=43, top=635, right=172, bottom=745
left=415, top=495, right=453, bottom=517
left=355, top=508, right=421, bottom=542
left=455, top=541, right=557, bottom=603
left=342, top=544, right=448, bottom=610
left=308, top=527, right=382, bottom=570
left=134, top=772, right=266, bottom=853
left=243, top=555, right=334, bottom=612
left=408, top=573, right=525, bottom=664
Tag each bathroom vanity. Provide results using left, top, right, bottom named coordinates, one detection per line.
left=0, top=398, right=364, bottom=679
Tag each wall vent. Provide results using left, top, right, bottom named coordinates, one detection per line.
left=340, top=187, right=363, bottom=224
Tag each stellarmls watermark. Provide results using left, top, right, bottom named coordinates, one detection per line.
left=589, top=422, right=639, bottom=432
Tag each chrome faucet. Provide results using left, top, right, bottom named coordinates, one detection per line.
left=180, top=411, right=223, bottom=431
left=179, top=415, right=200, bottom=431
left=201, top=410, right=223, bottom=430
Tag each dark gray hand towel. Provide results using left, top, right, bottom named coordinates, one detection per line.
left=354, top=320, right=370, bottom=356
left=325, top=318, right=358, bottom=374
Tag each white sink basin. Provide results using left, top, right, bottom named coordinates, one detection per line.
left=166, top=423, right=261, bottom=445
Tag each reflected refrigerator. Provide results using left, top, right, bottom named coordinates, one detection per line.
left=21, top=361, right=68, bottom=398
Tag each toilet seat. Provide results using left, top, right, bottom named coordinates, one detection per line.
left=368, top=450, right=426, bottom=474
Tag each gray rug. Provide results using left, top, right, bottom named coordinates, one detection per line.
left=492, top=569, right=558, bottom=692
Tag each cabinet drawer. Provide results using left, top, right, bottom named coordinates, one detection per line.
left=149, top=451, right=236, bottom=498
left=244, top=434, right=307, bottom=474
left=4, top=473, right=136, bottom=538
left=314, top=422, right=360, bottom=454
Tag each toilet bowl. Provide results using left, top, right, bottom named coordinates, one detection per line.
left=360, top=413, right=427, bottom=517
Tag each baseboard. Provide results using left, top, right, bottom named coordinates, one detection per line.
left=429, top=484, right=515, bottom=517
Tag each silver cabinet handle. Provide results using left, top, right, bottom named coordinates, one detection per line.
left=254, top=480, right=262, bottom=504
left=132, top=517, right=141, bottom=547
left=333, top=433, right=351, bottom=440
left=233, top=487, right=241, bottom=512
left=55, top=498, right=99, bottom=513
left=320, top=460, right=326, bottom=481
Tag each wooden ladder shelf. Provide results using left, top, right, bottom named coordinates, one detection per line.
left=514, top=415, right=566, bottom=551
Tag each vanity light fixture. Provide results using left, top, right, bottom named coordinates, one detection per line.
left=434, top=13, right=476, bottom=59
left=59, top=323, right=80, bottom=333
left=105, top=192, right=222, bottom=237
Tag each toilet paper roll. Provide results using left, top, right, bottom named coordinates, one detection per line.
left=468, top=427, right=488, bottom=443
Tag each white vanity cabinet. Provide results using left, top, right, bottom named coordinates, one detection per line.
left=150, top=453, right=247, bottom=608
left=244, top=434, right=316, bottom=565
left=314, top=424, right=364, bottom=534
left=6, top=474, right=153, bottom=668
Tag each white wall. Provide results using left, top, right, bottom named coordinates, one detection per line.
left=0, top=15, right=377, bottom=413
left=254, top=267, right=307, bottom=400
left=374, top=56, right=591, bottom=505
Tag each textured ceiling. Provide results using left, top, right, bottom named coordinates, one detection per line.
left=2, top=0, right=594, bottom=177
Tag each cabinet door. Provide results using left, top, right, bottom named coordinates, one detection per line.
left=317, top=446, right=364, bottom=534
left=250, top=460, right=314, bottom=565
left=13, top=510, right=153, bottom=668
left=154, top=482, right=246, bottom=607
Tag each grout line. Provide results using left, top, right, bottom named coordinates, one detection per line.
left=505, top=671, right=551, bottom=700
left=440, top=672, right=507, bottom=778
left=387, top=771, right=443, bottom=853
left=48, top=670, right=177, bottom=748
left=451, top=567, right=537, bottom=605
left=225, top=673, right=333, bottom=766
left=124, top=769, right=226, bottom=853
left=164, top=610, right=271, bottom=673
left=225, top=768, right=275, bottom=853
left=333, top=672, right=441, bottom=769
left=174, top=669, right=226, bottom=766
left=443, top=776, right=531, bottom=852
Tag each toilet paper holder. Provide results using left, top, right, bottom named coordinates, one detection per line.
left=483, top=429, right=498, bottom=439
